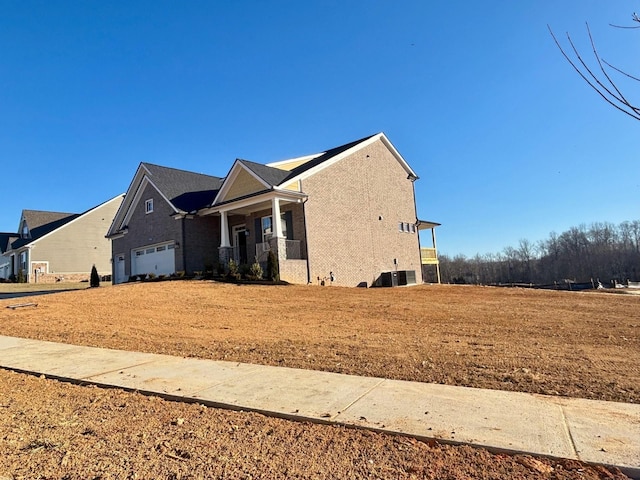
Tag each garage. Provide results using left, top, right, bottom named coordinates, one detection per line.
left=132, top=242, right=176, bottom=277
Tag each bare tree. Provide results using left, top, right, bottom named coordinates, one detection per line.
left=548, top=12, right=640, bottom=121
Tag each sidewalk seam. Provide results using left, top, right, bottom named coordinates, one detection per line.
left=559, top=404, right=580, bottom=460
left=333, top=378, right=387, bottom=419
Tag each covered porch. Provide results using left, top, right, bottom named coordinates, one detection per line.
left=418, top=220, right=441, bottom=284
left=201, top=190, right=309, bottom=284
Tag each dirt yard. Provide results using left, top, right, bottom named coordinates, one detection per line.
left=0, top=281, right=637, bottom=479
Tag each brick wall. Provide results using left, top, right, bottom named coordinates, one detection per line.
left=302, top=138, right=422, bottom=287
left=111, top=183, right=184, bottom=279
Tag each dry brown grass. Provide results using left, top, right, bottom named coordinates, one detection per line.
left=1, top=281, right=638, bottom=403
left=1, top=281, right=636, bottom=479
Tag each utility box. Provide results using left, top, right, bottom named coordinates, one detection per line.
left=380, top=271, right=399, bottom=287
left=398, top=270, right=416, bottom=286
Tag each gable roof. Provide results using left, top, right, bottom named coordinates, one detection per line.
left=107, top=163, right=224, bottom=237
left=270, top=133, right=378, bottom=184
left=208, top=132, right=417, bottom=210
left=0, top=233, right=17, bottom=254
left=142, top=163, right=224, bottom=212
left=9, top=196, right=124, bottom=251
left=268, top=132, right=418, bottom=186
left=11, top=211, right=79, bottom=249
left=237, top=159, right=290, bottom=188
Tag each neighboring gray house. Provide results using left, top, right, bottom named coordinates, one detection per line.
left=2, top=195, right=124, bottom=283
left=108, top=133, right=440, bottom=287
left=0, top=232, right=17, bottom=280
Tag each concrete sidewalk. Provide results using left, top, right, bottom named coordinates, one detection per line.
left=0, top=335, right=638, bottom=478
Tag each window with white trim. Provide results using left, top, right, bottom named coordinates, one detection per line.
left=145, top=199, right=154, bottom=214
left=261, top=214, right=287, bottom=243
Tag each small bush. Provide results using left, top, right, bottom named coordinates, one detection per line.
left=227, top=259, right=241, bottom=281
left=138, top=273, right=147, bottom=281
left=249, top=259, right=263, bottom=280
left=266, top=250, right=279, bottom=282
left=90, top=265, right=100, bottom=288
left=17, top=269, right=26, bottom=283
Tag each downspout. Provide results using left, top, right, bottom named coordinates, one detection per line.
left=300, top=180, right=312, bottom=284
left=181, top=217, right=187, bottom=275
left=409, top=174, right=424, bottom=284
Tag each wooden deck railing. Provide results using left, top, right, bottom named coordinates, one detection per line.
left=421, top=248, right=439, bottom=265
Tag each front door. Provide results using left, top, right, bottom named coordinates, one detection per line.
left=232, top=225, right=248, bottom=264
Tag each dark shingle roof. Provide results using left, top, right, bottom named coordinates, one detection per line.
left=279, top=134, right=377, bottom=184
left=237, top=159, right=291, bottom=188
left=0, top=233, right=17, bottom=254
left=11, top=211, right=79, bottom=249
left=142, top=163, right=224, bottom=213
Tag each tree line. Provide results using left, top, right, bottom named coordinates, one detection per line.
left=439, top=220, right=640, bottom=286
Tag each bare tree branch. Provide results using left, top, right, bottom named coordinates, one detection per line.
left=610, top=12, right=640, bottom=28
left=548, top=19, right=640, bottom=121
left=602, top=60, right=640, bottom=82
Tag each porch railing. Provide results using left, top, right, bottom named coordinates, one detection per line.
left=421, top=247, right=439, bottom=265
left=256, top=239, right=303, bottom=261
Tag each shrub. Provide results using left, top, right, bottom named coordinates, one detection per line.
left=148, top=273, right=156, bottom=280
left=227, top=259, right=240, bottom=281
left=90, top=265, right=100, bottom=288
left=248, top=259, right=263, bottom=280
left=138, top=273, right=147, bottom=281
left=16, top=269, right=26, bottom=283
left=266, top=250, right=279, bottom=282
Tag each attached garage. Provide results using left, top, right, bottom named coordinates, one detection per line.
left=132, top=242, right=176, bottom=277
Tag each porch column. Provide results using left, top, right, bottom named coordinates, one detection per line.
left=272, top=198, right=283, bottom=238
left=431, top=227, right=441, bottom=284
left=220, top=210, right=230, bottom=247
left=218, top=210, right=233, bottom=267
left=271, top=197, right=287, bottom=263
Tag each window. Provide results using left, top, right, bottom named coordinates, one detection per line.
left=398, top=222, right=404, bottom=232
left=167, top=244, right=175, bottom=250
left=146, top=248, right=155, bottom=254
left=410, top=223, right=416, bottom=233
left=19, top=252, right=27, bottom=269
left=261, top=216, right=272, bottom=243
left=156, top=245, right=166, bottom=252
left=145, top=199, right=154, bottom=214
left=261, top=214, right=288, bottom=243
left=21, top=222, right=28, bottom=237
left=136, top=250, right=144, bottom=256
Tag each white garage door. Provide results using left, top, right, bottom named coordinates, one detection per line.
left=132, top=243, right=175, bottom=277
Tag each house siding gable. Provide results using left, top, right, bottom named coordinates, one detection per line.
left=27, top=197, right=123, bottom=280
left=302, top=138, right=421, bottom=287
left=220, top=168, right=268, bottom=203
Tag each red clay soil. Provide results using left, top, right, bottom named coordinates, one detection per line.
left=0, top=281, right=637, bottom=479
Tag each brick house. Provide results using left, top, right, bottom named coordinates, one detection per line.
left=2, top=195, right=124, bottom=283
left=106, top=164, right=224, bottom=284
left=108, top=133, right=438, bottom=287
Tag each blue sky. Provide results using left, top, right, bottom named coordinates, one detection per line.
left=1, top=1, right=638, bottom=257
